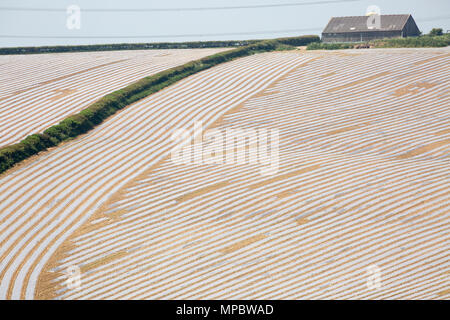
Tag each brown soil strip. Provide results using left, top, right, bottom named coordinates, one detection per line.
left=327, top=71, right=390, bottom=93
left=333, top=52, right=361, bottom=57
left=80, top=250, right=129, bottom=273
left=12, top=59, right=129, bottom=96
left=434, top=129, right=450, bottom=136
left=437, top=288, right=450, bottom=296
left=321, top=72, right=336, bottom=78
left=47, top=89, right=78, bottom=102
left=392, top=82, right=436, bottom=97
left=325, top=123, right=368, bottom=135
left=176, top=181, right=230, bottom=202
left=413, top=53, right=450, bottom=66
left=396, top=138, right=450, bottom=159
left=248, top=164, right=322, bottom=189
left=219, top=234, right=267, bottom=254
left=296, top=218, right=310, bottom=225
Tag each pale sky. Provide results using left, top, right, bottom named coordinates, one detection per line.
left=0, top=0, right=449, bottom=47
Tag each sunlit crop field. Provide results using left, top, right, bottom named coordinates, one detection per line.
left=0, top=47, right=449, bottom=299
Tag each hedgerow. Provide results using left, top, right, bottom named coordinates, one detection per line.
left=306, top=42, right=354, bottom=50
left=0, top=35, right=319, bottom=55
left=307, top=34, right=450, bottom=50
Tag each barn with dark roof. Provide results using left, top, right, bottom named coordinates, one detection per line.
left=322, top=14, right=421, bottom=43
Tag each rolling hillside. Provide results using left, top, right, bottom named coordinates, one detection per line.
left=0, top=47, right=449, bottom=300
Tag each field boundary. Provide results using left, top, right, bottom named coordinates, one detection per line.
left=0, top=36, right=319, bottom=174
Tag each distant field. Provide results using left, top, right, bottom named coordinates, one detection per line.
left=0, top=47, right=449, bottom=300
left=0, top=51, right=305, bottom=299
left=0, top=48, right=229, bottom=147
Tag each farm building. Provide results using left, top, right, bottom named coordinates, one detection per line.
left=322, top=14, right=421, bottom=43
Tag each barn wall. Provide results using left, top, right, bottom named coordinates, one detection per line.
left=322, top=31, right=403, bottom=43
left=403, top=16, right=421, bottom=37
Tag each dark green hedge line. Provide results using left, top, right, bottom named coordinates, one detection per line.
left=307, top=34, right=450, bottom=50
left=0, top=35, right=319, bottom=55
left=276, top=35, right=320, bottom=46
left=0, top=37, right=318, bottom=174
left=0, top=41, right=255, bottom=55
left=307, top=42, right=354, bottom=50
left=372, top=34, right=450, bottom=48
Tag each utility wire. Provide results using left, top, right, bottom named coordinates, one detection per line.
left=0, top=13, right=447, bottom=39
left=0, top=0, right=360, bottom=12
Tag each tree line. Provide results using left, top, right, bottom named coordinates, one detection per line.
left=0, top=36, right=319, bottom=55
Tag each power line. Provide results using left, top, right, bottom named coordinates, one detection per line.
left=0, top=28, right=322, bottom=39
left=0, top=14, right=448, bottom=39
left=1, top=15, right=448, bottom=40
left=0, top=0, right=360, bottom=12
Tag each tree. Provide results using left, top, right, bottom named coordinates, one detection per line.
left=429, top=28, right=443, bottom=36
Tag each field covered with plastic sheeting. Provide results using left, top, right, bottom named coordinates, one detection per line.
left=0, top=48, right=229, bottom=147
left=0, top=47, right=449, bottom=300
